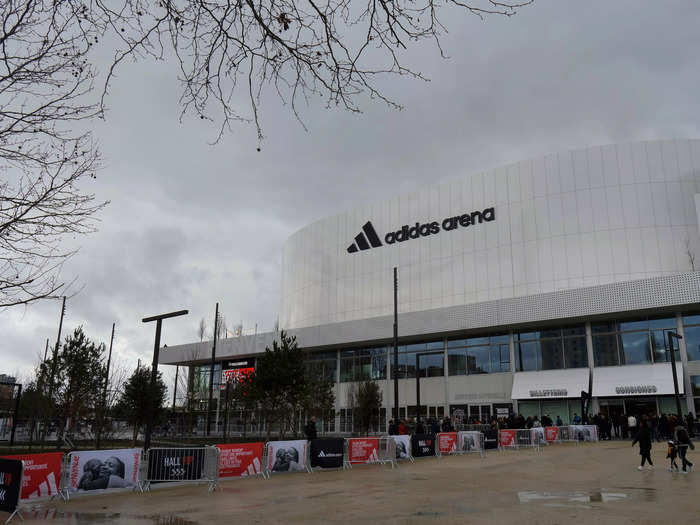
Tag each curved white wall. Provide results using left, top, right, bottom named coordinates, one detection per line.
left=280, top=140, right=700, bottom=330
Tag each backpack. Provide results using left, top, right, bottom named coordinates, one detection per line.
left=677, top=428, right=689, bottom=444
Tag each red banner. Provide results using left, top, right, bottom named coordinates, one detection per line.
left=0, top=452, right=62, bottom=500
left=499, top=429, right=516, bottom=447
left=216, top=443, right=264, bottom=478
left=437, top=432, right=458, bottom=454
left=348, top=438, right=380, bottom=464
left=544, top=426, right=559, bottom=443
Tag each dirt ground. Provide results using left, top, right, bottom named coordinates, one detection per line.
left=4, top=441, right=699, bottom=525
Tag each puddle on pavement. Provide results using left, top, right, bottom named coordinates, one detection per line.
left=518, top=491, right=628, bottom=508
left=18, top=509, right=198, bottom=525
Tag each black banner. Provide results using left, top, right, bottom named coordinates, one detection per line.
left=147, top=448, right=205, bottom=483
left=309, top=438, right=344, bottom=469
left=411, top=434, right=436, bottom=458
left=0, top=459, right=23, bottom=514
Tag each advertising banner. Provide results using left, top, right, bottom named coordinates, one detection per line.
left=348, top=438, right=380, bottom=464
left=411, top=434, right=435, bottom=458
left=437, top=433, right=458, bottom=454
left=0, top=459, right=23, bottom=514
left=267, top=440, right=308, bottom=473
left=0, top=453, right=62, bottom=500
left=309, top=438, right=344, bottom=469
left=531, top=427, right=545, bottom=444
left=570, top=425, right=597, bottom=442
left=147, top=448, right=204, bottom=483
left=68, top=449, right=140, bottom=492
left=458, top=431, right=482, bottom=452
left=499, top=429, right=516, bottom=448
left=216, top=443, right=264, bottom=478
left=544, top=426, right=559, bottom=443
left=389, top=435, right=411, bottom=460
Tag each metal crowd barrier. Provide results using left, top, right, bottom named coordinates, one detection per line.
left=263, top=441, right=312, bottom=478
left=458, top=431, right=486, bottom=457
left=140, top=446, right=219, bottom=493
left=499, top=429, right=541, bottom=451
left=54, top=453, right=72, bottom=502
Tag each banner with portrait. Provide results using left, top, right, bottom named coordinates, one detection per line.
left=266, top=440, right=308, bottom=473
left=68, top=449, right=140, bottom=493
left=146, top=448, right=205, bottom=483
left=499, top=429, right=516, bottom=448
left=411, top=434, right=435, bottom=458
left=458, top=431, right=482, bottom=452
left=389, top=435, right=411, bottom=461
left=348, top=438, right=380, bottom=464
left=530, top=426, right=546, bottom=444
left=0, top=453, right=62, bottom=500
left=0, top=459, right=23, bottom=514
left=216, top=443, right=264, bottom=478
left=570, top=425, right=597, bottom=442
left=437, top=433, right=458, bottom=454
left=309, top=439, right=344, bottom=469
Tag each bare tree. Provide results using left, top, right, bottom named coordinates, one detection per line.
left=198, top=317, right=207, bottom=341
left=0, top=1, right=110, bottom=307
left=99, top=0, right=531, bottom=142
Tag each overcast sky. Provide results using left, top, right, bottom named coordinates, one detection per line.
left=3, top=1, right=700, bottom=392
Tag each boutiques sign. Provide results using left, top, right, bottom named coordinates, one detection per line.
left=615, top=385, right=657, bottom=395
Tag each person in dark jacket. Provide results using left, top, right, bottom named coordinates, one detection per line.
left=632, top=421, right=653, bottom=470
left=388, top=419, right=399, bottom=435
left=304, top=417, right=318, bottom=440
left=674, top=424, right=695, bottom=473
left=441, top=417, right=453, bottom=432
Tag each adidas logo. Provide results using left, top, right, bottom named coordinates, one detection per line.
left=346, top=207, right=495, bottom=255
left=318, top=451, right=342, bottom=458
left=346, top=221, right=383, bottom=253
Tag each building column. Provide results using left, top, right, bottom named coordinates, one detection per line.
left=585, top=322, right=599, bottom=414
left=509, top=331, right=518, bottom=413
left=443, top=338, right=450, bottom=417
left=335, top=349, right=341, bottom=432
left=675, top=313, right=694, bottom=414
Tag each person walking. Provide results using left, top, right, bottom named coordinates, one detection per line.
left=632, top=421, right=654, bottom=470
left=674, top=424, right=695, bottom=474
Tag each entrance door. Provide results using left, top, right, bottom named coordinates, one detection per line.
left=625, top=399, right=658, bottom=419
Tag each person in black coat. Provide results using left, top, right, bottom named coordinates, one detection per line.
left=304, top=417, right=318, bottom=440
left=632, top=421, right=653, bottom=470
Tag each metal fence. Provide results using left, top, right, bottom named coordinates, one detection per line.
left=140, top=447, right=219, bottom=493
left=458, top=431, right=486, bottom=457
left=263, top=441, right=313, bottom=478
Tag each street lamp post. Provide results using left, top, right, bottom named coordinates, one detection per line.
left=142, top=309, right=188, bottom=451
left=667, top=331, right=684, bottom=419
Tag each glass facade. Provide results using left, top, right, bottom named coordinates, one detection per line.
left=448, top=334, right=510, bottom=375
left=592, top=316, right=679, bottom=367
left=515, top=326, right=587, bottom=371
left=682, top=314, right=700, bottom=361
left=304, top=350, right=338, bottom=382
left=390, top=341, right=444, bottom=379
left=340, top=347, right=387, bottom=382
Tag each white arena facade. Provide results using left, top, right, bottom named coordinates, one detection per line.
left=163, top=139, right=700, bottom=431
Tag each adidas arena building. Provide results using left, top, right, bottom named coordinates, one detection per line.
left=162, top=140, right=700, bottom=432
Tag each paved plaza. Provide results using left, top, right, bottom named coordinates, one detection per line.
left=7, top=441, right=699, bottom=524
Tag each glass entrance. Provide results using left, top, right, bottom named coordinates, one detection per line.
left=625, top=398, right=658, bottom=419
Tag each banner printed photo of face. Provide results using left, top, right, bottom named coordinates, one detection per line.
left=268, top=441, right=307, bottom=473
left=68, top=449, right=140, bottom=492
left=390, top=435, right=411, bottom=460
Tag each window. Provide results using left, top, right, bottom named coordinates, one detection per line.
left=516, top=325, right=586, bottom=371
left=340, top=347, right=387, bottom=382
left=683, top=315, right=700, bottom=361
left=305, top=351, right=337, bottom=382
left=592, top=316, right=677, bottom=366
left=391, top=341, right=444, bottom=378
left=448, top=334, right=510, bottom=375
left=690, top=376, right=700, bottom=396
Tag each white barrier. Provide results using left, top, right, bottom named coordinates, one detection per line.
left=458, top=431, right=485, bottom=457
left=499, top=429, right=541, bottom=451
left=264, top=440, right=312, bottom=477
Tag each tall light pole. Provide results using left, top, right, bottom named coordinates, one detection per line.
left=142, top=309, right=188, bottom=451
left=393, top=268, right=399, bottom=423
left=667, top=331, right=684, bottom=418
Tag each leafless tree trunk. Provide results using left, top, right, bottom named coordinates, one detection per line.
left=686, top=238, right=696, bottom=271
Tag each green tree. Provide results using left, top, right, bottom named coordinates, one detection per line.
left=115, top=365, right=167, bottom=445
left=44, top=327, right=106, bottom=437
left=253, top=331, right=335, bottom=439
left=351, top=380, right=383, bottom=436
